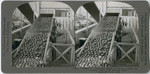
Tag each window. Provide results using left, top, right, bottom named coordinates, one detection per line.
left=122, top=9, right=135, bottom=16
left=55, top=10, right=68, bottom=17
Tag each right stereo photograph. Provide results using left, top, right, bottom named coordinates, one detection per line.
left=75, top=1, right=139, bottom=68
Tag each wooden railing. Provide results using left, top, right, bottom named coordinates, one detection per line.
left=108, top=16, right=139, bottom=66
left=42, top=16, right=75, bottom=65
left=117, top=16, right=139, bottom=65
left=47, top=27, right=75, bottom=65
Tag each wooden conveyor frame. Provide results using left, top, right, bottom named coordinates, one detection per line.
left=76, top=13, right=120, bottom=57
left=12, top=14, right=54, bottom=64
left=49, top=27, right=75, bottom=65
left=108, top=15, right=139, bottom=66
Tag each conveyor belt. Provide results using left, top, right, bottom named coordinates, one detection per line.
left=12, top=14, right=53, bottom=68
left=76, top=13, right=119, bottom=67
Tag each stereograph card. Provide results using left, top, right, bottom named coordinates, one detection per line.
left=1, top=0, right=150, bottom=73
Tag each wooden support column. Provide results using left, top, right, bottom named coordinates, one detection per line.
left=18, top=3, right=37, bottom=24
left=83, top=2, right=101, bottom=22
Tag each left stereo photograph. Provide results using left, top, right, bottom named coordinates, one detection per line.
left=12, top=2, right=75, bottom=68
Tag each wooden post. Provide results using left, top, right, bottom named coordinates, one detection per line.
left=135, top=44, right=139, bottom=65
left=66, top=28, right=67, bottom=43
left=49, top=43, right=52, bottom=63
left=43, top=32, right=50, bottom=63
left=114, top=47, right=116, bottom=64
left=71, top=44, right=75, bottom=65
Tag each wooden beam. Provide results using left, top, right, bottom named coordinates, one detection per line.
left=43, top=32, right=50, bottom=62
left=117, top=42, right=136, bottom=46
left=75, top=47, right=82, bottom=53
left=77, top=46, right=84, bottom=57
left=131, top=26, right=139, bottom=44
left=75, top=23, right=97, bottom=34
left=108, top=32, right=115, bottom=56
left=12, top=24, right=31, bottom=34
left=12, top=48, right=19, bottom=58
left=52, top=43, right=72, bottom=46
left=65, top=27, right=75, bottom=44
